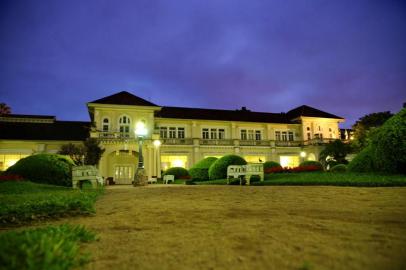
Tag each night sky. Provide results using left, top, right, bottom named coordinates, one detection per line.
left=1, top=1, right=405, bottom=128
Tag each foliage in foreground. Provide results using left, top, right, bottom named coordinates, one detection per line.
left=58, top=138, right=105, bottom=166
left=6, top=154, right=74, bottom=187
left=0, top=181, right=103, bottom=225
left=208, top=155, right=247, bottom=180
left=0, top=224, right=96, bottom=270
left=189, top=157, right=218, bottom=181
left=349, top=108, right=406, bottom=174
left=163, top=167, right=190, bottom=179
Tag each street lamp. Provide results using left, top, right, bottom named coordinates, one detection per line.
left=153, top=139, right=161, bottom=179
left=300, top=151, right=306, bottom=163
left=133, top=121, right=148, bottom=186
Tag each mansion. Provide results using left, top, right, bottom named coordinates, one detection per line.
left=0, top=91, right=345, bottom=184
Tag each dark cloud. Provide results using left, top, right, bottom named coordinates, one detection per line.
left=0, top=0, right=405, bottom=126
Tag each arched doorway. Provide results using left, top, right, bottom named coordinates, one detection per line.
left=107, top=150, right=138, bottom=184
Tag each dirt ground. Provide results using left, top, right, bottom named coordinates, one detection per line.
left=63, top=185, right=406, bottom=270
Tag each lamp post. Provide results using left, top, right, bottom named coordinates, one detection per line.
left=300, top=151, right=306, bottom=163
left=153, top=139, right=161, bottom=179
left=133, top=121, right=148, bottom=186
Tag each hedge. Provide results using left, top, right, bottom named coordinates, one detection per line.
left=163, top=167, right=190, bottom=180
left=263, top=161, right=282, bottom=173
left=189, top=157, right=218, bottom=181
left=330, top=164, right=347, bottom=173
left=208, top=155, right=247, bottom=180
left=298, top=160, right=323, bottom=171
left=6, top=154, right=74, bottom=187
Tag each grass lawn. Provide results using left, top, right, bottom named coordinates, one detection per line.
left=0, top=181, right=103, bottom=225
left=194, top=172, right=406, bottom=187
left=64, top=185, right=406, bottom=270
left=0, top=181, right=102, bottom=270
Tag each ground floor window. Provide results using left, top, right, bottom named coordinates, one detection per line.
left=244, top=156, right=265, bottom=163
left=279, top=156, right=300, bottom=168
left=0, top=153, right=29, bottom=171
left=161, top=155, right=188, bottom=170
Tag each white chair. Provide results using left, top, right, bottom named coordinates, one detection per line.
left=148, top=177, right=158, bottom=184
left=163, top=175, right=175, bottom=184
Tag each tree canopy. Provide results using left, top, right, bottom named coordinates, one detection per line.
left=0, top=103, right=11, bottom=115
left=351, top=111, right=393, bottom=151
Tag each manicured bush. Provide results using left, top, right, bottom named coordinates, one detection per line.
left=298, top=161, right=323, bottom=171
left=6, top=154, right=74, bottom=187
left=0, top=174, right=24, bottom=182
left=370, top=108, right=406, bottom=174
left=263, top=161, right=283, bottom=174
left=330, top=164, right=347, bottom=173
left=348, top=146, right=376, bottom=173
left=189, top=157, right=218, bottom=181
left=163, top=167, right=190, bottom=180
left=208, top=155, right=247, bottom=180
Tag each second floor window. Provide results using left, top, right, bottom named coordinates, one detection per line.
left=202, top=128, right=209, bottom=139
left=169, top=127, right=176, bottom=138
left=288, top=131, right=294, bottom=141
left=241, top=130, right=247, bottom=140
left=210, top=128, right=217, bottom=139
left=255, top=130, right=261, bottom=140
left=160, top=127, right=168, bottom=138
left=178, top=127, right=185, bottom=139
left=275, top=131, right=281, bottom=141
left=219, top=129, right=225, bottom=139
left=102, top=118, right=109, bottom=132
left=282, top=131, right=287, bottom=141
left=119, top=115, right=131, bottom=134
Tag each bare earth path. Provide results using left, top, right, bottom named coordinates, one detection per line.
left=64, top=185, right=406, bottom=270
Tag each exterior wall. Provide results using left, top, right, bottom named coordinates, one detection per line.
left=0, top=139, right=83, bottom=171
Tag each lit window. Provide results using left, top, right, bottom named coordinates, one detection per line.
left=307, top=132, right=311, bottom=140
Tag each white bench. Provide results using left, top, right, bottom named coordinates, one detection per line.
left=148, top=177, right=158, bottom=184
left=163, top=175, right=175, bottom=184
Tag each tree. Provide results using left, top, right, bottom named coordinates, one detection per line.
left=351, top=111, right=393, bottom=151
left=58, top=143, right=86, bottom=165
left=319, top=139, right=351, bottom=169
left=0, top=103, right=11, bottom=115
left=83, top=138, right=105, bottom=166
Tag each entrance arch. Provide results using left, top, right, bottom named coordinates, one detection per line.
left=107, top=150, right=138, bottom=184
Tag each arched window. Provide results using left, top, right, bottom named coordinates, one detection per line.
left=119, top=115, right=131, bottom=137
left=102, top=118, right=110, bottom=132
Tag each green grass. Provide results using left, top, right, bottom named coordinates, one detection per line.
left=0, top=224, right=97, bottom=270
left=0, top=181, right=103, bottom=225
left=254, top=172, right=406, bottom=187
left=193, top=173, right=406, bottom=187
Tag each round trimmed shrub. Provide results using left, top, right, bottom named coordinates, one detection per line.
left=208, top=155, right=247, bottom=180
left=298, top=160, right=323, bottom=171
left=330, top=164, right=347, bottom=173
left=347, top=146, right=376, bottom=173
left=163, top=167, right=190, bottom=179
left=6, top=154, right=74, bottom=186
left=189, top=157, right=218, bottom=181
left=369, top=108, right=406, bottom=174
left=263, top=161, right=282, bottom=173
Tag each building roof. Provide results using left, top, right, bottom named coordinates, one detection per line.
left=88, top=91, right=158, bottom=106
left=287, top=105, right=343, bottom=120
left=0, top=114, right=56, bottom=120
left=0, top=120, right=90, bottom=141
left=156, top=106, right=291, bottom=124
